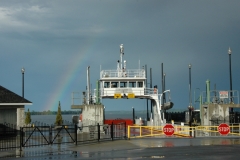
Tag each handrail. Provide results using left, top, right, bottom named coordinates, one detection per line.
left=100, top=69, right=145, bottom=78
left=202, top=90, right=239, bottom=104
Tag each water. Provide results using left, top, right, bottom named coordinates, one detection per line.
left=31, top=111, right=147, bottom=125
left=31, top=115, right=75, bottom=125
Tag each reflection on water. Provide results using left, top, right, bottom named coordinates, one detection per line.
left=201, top=138, right=240, bottom=146
left=130, top=137, right=240, bottom=148
left=10, top=137, right=240, bottom=159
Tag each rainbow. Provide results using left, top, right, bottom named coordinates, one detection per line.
left=43, top=43, right=94, bottom=111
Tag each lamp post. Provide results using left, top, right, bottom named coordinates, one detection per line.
left=21, top=67, right=25, bottom=98
left=103, top=106, right=105, bottom=123
left=228, top=47, right=233, bottom=108
left=150, top=68, right=153, bottom=118
left=163, top=73, right=166, bottom=121
left=188, top=64, right=193, bottom=135
left=163, top=73, right=166, bottom=103
left=145, top=64, right=149, bottom=121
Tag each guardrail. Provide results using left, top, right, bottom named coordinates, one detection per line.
left=127, top=124, right=240, bottom=139
left=195, top=124, right=240, bottom=137
left=127, top=125, right=193, bottom=139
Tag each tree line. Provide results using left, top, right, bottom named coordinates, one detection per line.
left=29, top=110, right=80, bottom=115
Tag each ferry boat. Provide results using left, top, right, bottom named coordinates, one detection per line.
left=71, top=44, right=174, bottom=127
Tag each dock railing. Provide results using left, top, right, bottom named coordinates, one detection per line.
left=202, top=90, right=239, bottom=104
left=100, top=69, right=145, bottom=78
left=127, top=124, right=240, bottom=139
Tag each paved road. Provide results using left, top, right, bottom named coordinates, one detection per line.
left=3, top=137, right=240, bottom=159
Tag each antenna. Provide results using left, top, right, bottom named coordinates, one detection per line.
left=139, top=59, right=140, bottom=70
left=120, top=44, right=124, bottom=70
left=87, top=66, right=90, bottom=104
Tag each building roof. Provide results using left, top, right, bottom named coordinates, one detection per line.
left=0, top=85, right=32, bottom=105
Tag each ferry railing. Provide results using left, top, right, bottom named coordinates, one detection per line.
left=144, top=88, right=158, bottom=95
left=71, top=92, right=81, bottom=105
left=71, top=91, right=96, bottom=105
left=98, top=88, right=158, bottom=97
left=71, top=88, right=160, bottom=105
left=100, top=69, right=145, bottom=78
left=71, top=88, right=171, bottom=107
left=202, top=90, right=239, bottom=104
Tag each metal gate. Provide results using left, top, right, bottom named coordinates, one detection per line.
left=0, top=123, right=19, bottom=150
left=21, top=126, right=51, bottom=147
left=21, top=125, right=76, bottom=147
left=51, top=125, right=75, bottom=144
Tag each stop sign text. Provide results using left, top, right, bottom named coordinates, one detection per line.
left=218, top=123, right=230, bottom=135
left=163, top=124, right=174, bottom=136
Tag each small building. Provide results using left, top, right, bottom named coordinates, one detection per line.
left=0, top=85, right=32, bottom=129
left=200, top=80, right=240, bottom=125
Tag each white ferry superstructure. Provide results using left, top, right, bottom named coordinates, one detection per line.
left=95, top=44, right=173, bottom=126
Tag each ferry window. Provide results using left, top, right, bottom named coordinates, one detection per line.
left=120, top=82, right=127, bottom=88
left=104, top=82, right=110, bottom=88
left=138, top=82, right=143, bottom=88
left=129, top=82, right=136, bottom=87
left=111, top=82, right=119, bottom=88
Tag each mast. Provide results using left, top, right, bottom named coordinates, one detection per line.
left=87, top=66, right=90, bottom=104
left=120, top=44, right=124, bottom=70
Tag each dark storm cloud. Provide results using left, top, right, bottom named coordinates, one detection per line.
left=0, top=0, right=240, bottom=111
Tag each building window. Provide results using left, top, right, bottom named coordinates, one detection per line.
left=129, top=82, right=136, bottom=88
left=104, top=82, right=110, bottom=88
left=111, top=82, right=119, bottom=88
left=137, top=82, right=143, bottom=88
left=120, top=82, right=127, bottom=88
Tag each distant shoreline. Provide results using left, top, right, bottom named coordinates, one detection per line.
left=29, top=109, right=186, bottom=115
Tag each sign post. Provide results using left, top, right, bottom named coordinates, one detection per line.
left=163, top=124, right=174, bottom=136
left=218, top=123, right=230, bottom=136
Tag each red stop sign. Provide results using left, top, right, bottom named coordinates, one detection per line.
left=218, top=123, right=230, bottom=135
left=163, top=124, right=174, bottom=136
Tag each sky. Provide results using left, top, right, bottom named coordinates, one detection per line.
left=1, top=0, right=240, bottom=113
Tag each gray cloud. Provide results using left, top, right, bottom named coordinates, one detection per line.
left=0, top=0, right=240, bottom=111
